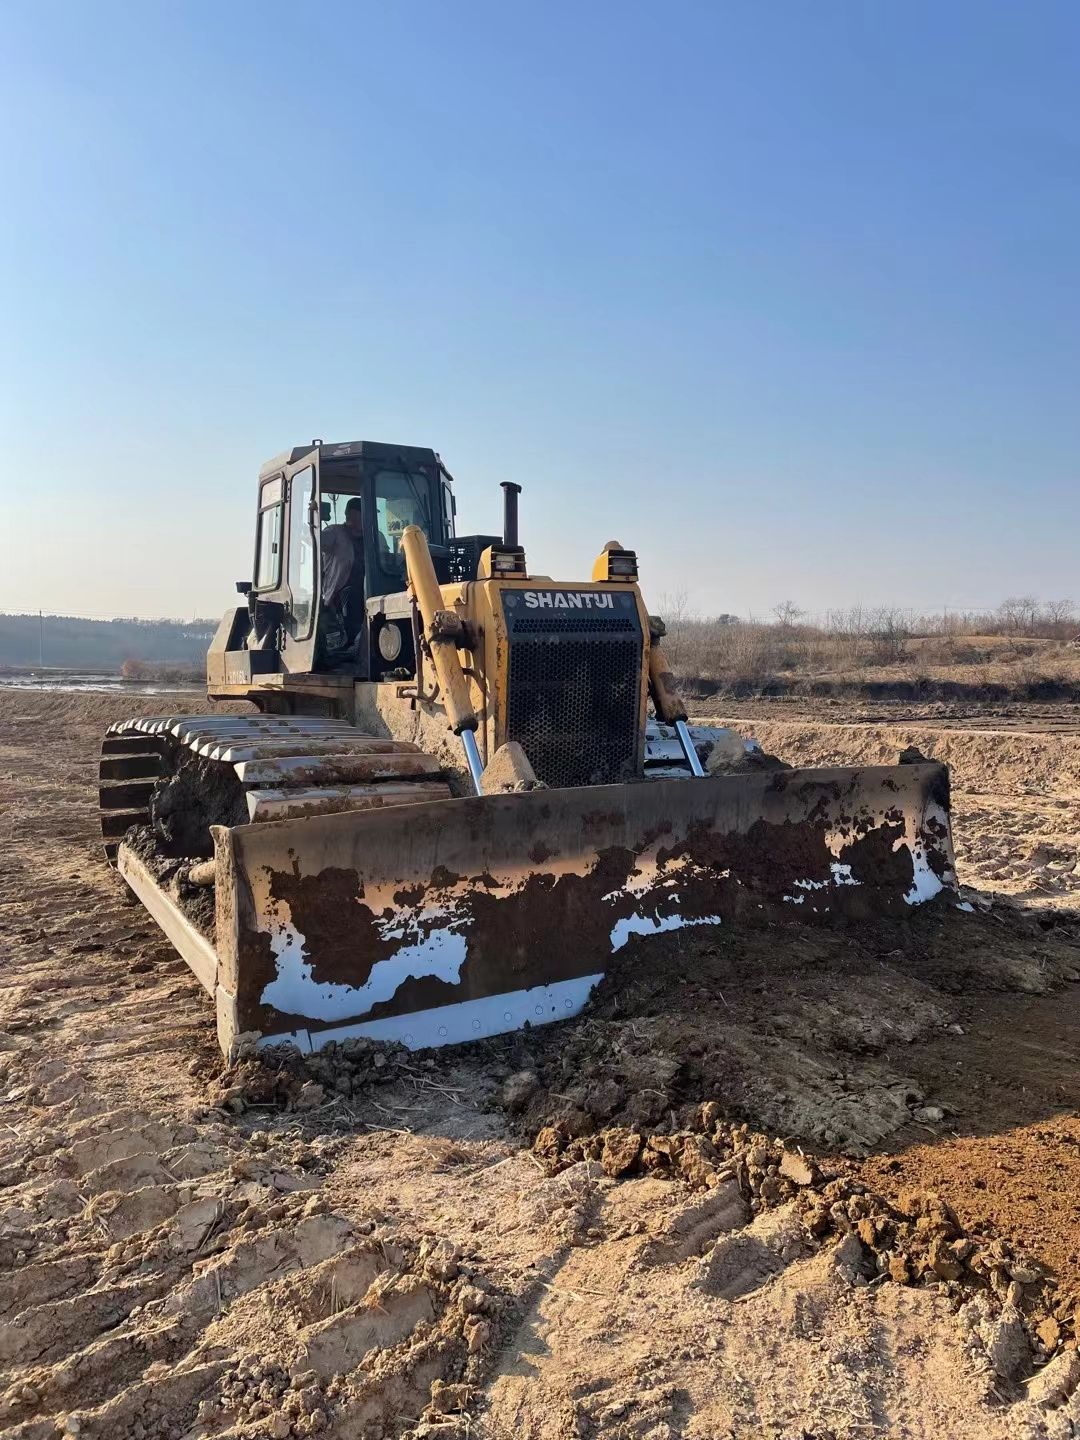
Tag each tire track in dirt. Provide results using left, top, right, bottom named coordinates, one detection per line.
left=1, top=694, right=518, bottom=1439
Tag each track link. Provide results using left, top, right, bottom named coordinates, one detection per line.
left=98, top=714, right=450, bottom=861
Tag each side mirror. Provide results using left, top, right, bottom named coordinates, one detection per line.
left=236, top=581, right=252, bottom=596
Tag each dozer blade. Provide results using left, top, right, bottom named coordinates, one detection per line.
left=194, top=761, right=954, bottom=1055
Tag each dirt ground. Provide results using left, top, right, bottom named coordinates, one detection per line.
left=2, top=688, right=1080, bottom=1440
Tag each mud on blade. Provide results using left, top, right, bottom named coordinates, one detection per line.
left=213, top=762, right=955, bottom=1053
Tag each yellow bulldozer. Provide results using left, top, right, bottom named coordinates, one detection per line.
left=100, top=439, right=956, bottom=1057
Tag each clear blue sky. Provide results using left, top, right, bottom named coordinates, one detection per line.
left=2, top=1, right=1077, bottom=620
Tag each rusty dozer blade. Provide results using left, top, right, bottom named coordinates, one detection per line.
left=205, top=761, right=955, bottom=1056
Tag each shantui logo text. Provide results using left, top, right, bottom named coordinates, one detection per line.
left=522, top=591, right=617, bottom=610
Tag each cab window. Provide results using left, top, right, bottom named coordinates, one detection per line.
left=374, top=468, right=432, bottom=575
left=254, top=476, right=284, bottom=590
left=287, top=467, right=315, bottom=635
left=442, top=478, right=456, bottom=539
left=321, top=488, right=363, bottom=525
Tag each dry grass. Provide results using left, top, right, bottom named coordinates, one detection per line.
left=658, top=599, right=1080, bottom=698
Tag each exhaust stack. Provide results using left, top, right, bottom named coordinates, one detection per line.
left=501, top=482, right=521, bottom=548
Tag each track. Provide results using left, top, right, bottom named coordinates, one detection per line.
left=98, top=715, right=449, bottom=861
left=98, top=717, right=746, bottom=860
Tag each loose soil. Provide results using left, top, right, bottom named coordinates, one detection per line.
left=2, top=688, right=1079, bottom=1440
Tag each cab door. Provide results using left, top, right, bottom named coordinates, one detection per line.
left=279, top=451, right=320, bottom=674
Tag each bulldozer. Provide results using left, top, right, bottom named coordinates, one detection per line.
left=100, top=439, right=957, bottom=1058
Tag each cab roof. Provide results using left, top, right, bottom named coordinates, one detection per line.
left=258, top=440, right=440, bottom=481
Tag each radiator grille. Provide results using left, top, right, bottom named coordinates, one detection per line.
left=506, top=635, right=642, bottom=788
left=510, top=615, right=636, bottom=635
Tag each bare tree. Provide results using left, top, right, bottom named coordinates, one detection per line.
left=656, top=588, right=692, bottom=666
left=1041, top=599, right=1075, bottom=631
left=772, top=600, right=804, bottom=629
left=998, top=596, right=1040, bottom=635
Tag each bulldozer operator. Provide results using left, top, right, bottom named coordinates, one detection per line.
left=319, top=497, right=366, bottom=668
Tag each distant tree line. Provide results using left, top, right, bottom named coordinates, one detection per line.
left=0, top=613, right=217, bottom=671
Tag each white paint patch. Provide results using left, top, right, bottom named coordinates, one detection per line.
left=602, top=874, right=682, bottom=905
left=260, top=921, right=470, bottom=1022
left=261, top=973, right=605, bottom=1053
left=375, top=901, right=461, bottom=942
left=904, top=852, right=946, bottom=906
left=782, top=862, right=861, bottom=906
left=610, top=911, right=723, bottom=952
left=786, top=862, right=861, bottom=899
left=897, top=798, right=955, bottom=906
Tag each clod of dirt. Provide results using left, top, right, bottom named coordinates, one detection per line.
left=1027, top=1347, right=1080, bottom=1409
left=150, top=747, right=248, bottom=858
left=914, top=1105, right=947, bottom=1123
left=779, top=1149, right=820, bottom=1187
left=978, top=1304, right=1033, bottom=1382
left=600, top=1128, right=644, bottom=1178
left=499, top=1071, right=538, bottom=1113
left=900, top=744, right=932, bottom=764
left=206, top=1038, right=411, bottom=1114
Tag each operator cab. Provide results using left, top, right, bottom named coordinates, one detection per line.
left=314, top=441, right=457, bottom=676
left=225, top=439, right=497, bottom=684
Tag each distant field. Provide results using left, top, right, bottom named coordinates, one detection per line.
left=665, top=605, right=1080, bottom=700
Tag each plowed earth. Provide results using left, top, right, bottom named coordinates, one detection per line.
left=1, top=688, right=1079, bottom=1440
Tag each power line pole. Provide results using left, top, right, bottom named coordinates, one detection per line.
left=39, top=609, right=44, bottom=667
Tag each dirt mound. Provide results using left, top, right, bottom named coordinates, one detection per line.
left=705, top=713, right=1080, bottom=794
left=0, top=687, right=251, bottom=737
left=490, top=904, right=1080, bottom=1150
left=481, top=1165, right=1080, bottom=1440
left=689, top=674, right=1080, bottom=704
left=524, top=1112, right=1076, bottom=1368
left=206, top=1038, right=415, bottom=1115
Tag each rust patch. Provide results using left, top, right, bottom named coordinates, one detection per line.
left=392, top=880, right=427, bottom=908
left=236, top=925, right=281, bottom=1025
left=359, top=970, right=465, bottom=1022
